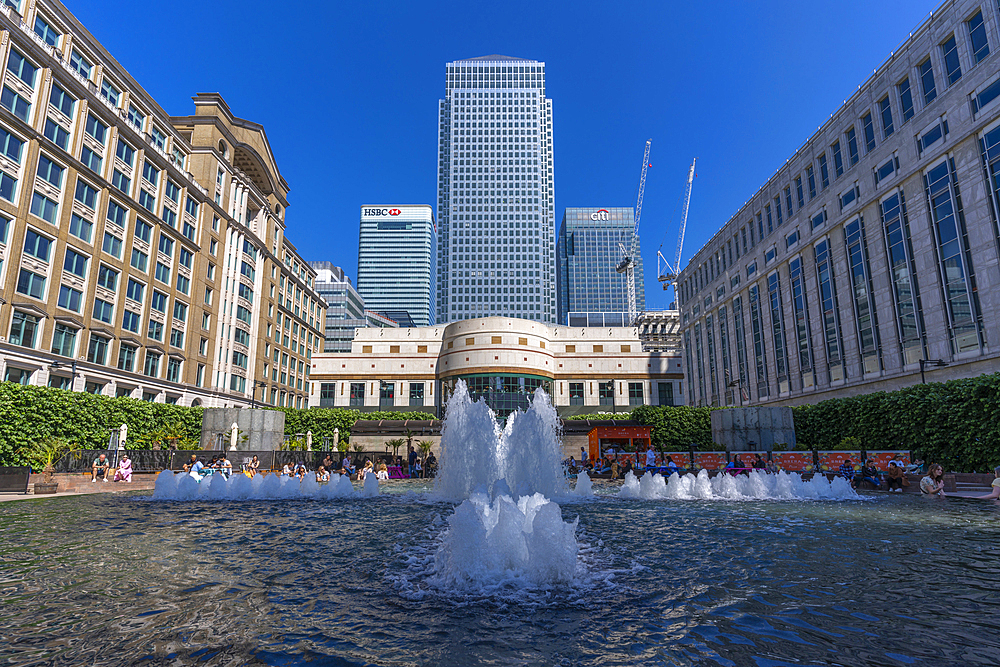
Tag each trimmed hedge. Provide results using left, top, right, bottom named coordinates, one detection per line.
left=630, top=405, right=714, bottom=450
left=0, top=383, right=433, bottom=467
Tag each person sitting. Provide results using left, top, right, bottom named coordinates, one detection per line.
left=662, top=455, right=680, bottom=476
left=92, top=453, right=110, bottom=482
left=886, top=462, right=905, bottom=492
left=341, top=456, right=356, bottom=476
left=975, top=465, right=1000, bottom=500
left=920, top=463, right=947, bottom=497
left=316, top=466, right=330, bottom=483
left=376, top=463, right=390, bottom=481
left=245, top=455, right=260, bottom=478
left=859, top=459, right=881, bottom=489
left=281, top=463, right=293, bottom=476
left=753, top=454, right=767, bottom=472
left=415, top=457, right=424, bottom=478
left=181, top=455, right=199, bottom=473
left=839, top=457, right=857, bottom=488
left=188, top=457, right=205, bottom=480
left=321, top=454, right=335, bottom=471
left=766, top=459, right=781, bottom=474
left=295, top=464, right=306, bottom=480
left=425, top=452, right=437, bottom=477
left=113, top=453, right=132, bottom=482
left=218, top=455, right=232, bottom=479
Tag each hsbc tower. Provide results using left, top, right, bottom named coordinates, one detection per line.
left=356, top=205, right=436, bottom=327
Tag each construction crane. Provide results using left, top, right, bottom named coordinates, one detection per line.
left=657, top=158, right=697, bottom=297
left=616, top=139, right=651, bottom=326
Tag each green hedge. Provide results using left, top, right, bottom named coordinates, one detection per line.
left=630, top=405, right=714, bottom=450
left=0, top=383, right=434, bottom=467
left=791, top=373, right=1000, bottom=472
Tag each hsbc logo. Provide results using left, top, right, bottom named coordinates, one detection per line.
left=590, top=209, right=610, bottom=221
left=363, top=208, right=403, bottom=217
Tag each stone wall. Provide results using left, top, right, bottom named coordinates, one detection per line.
left=200, top=408, right=285, bottom=450
left=710, top=407, right=796, bottom=451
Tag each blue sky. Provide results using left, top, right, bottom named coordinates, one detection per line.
left=71, top=0, right=937, bottom=310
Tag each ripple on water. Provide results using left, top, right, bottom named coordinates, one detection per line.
left=1, top=489, right=999, bottom=665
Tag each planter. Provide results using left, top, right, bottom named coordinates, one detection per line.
left=33, top=482, right=59, bottom=495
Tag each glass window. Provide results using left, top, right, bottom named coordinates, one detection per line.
left=63, top=247, right=87, bottom=277
left=33, top=15, right=61, bottom=47
left=127, top=105, right=145, bottom=131
left=36, top=154, right=64, bottom=188
left=118, top=344, right=136, bottom=371
left=74, top=179, right=98, bottom=209
left=844, top=218, right=882, bottom=374
left=7, top=50, right=37, bottom=87
left=942, top=35, right=962, bottom=85
left=106, top=200, right=127, bottom=227
left=102, top=232, right=122, bottom=258
left=832, top=140, right=844, bottom=177
left=51, top=323, right=77, bottom=357
left=23, top=228, right=52, bottom=260
left=143, top=352, right=160, bottom=378
left=815, top=239, right=845, bottom=382
left=115, top=139, right=135, bottom=167
left=158, top=234, right=173, bottom=256
left=80, top=146, right=102, bottom=174
left=97, top=264, right=118, bottom=290
left=85, top=114, right=107, bottom=144
left=57, top=284, right=81, bottom=312
left=748, top=285, right=768, bottom=398
left=16, top=268, right=45, bottom=299
left=880, top=192, right=925, bottom=366
left=150, top=290, right=167, bottom=312
left=2, top=86, right=31, bottom=122
left=48, top=84, right=74, bottom=117
left=879, top=97, right=893, bottom=138
left=70, top=50, right=92, bottom=79
left=130, top=248, right=147, bottom=272
left=968, top=11, right=990, bottom=64
left=861, top=112, right=876, bottom=152
left=628, top=382, right=644, bottom=406
left=122, top=310, right=140, bottom=333
left=100, top=79, right=120, bottom=107
left=788, top=258, right=814, bottom=386
left=126, top=278, right=144, bottom=303
left=87, top=334, right=109, bottom=365
left=846, top=127, right=859, bottom=165
left=9, top=311, right=40, bottom=348
left=919, top=58, right=937, bottom=105
left=898, top=78, right=914, bottom=122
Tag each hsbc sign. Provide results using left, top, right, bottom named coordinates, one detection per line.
left=363, top=208, right=402, bottom=217
left=590, top=209, right=610, bottom=221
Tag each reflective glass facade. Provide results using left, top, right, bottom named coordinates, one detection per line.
left=556, top=207, right=645, bottom=326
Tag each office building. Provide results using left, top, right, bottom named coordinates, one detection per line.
left=677, top=0, right=1000, bottom=407
left=436, top=56, right=556, bottom=324
left=356, top=204, right=435, bottom=327
left=310, top=262, right=365, bottom=353
left=557, top=207, right=645, bottom=327
left=0, top=0, right=324, bottom=408
left=309, top=316, right=684, bottom=418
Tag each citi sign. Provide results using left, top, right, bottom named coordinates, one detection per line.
left=590, top=209, right=610, bottom=221
left=364, top=208, right=402, bottom=217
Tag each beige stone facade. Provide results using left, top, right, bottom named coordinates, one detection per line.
left=0, top=0, right=323, bottom=407
left=309, top=315, right=684, bottom=418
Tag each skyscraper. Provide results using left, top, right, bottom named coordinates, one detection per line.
left=356, top=205, right=436, bottom=327
left=436, top=56, right=556, bottom=324
left=557, top=207, right=645, bottom=327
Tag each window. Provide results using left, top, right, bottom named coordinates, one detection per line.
left=74, top=179, right=98, bottom=209
left=972, top=77, right=1000, bottom=114
left=30, top=192, right=58, bottom=223
left=176, top=274, right=190, bottom=295
left=173, top=301, right=187, bottom=322
left=57, top=284, right=81, bottom=312
left=9, top=311, right=40, bottom=348
left=130, top=248, right=148, bottom=272
left=127, top=105, right=145, bottom=131
left=568, top=382, right=584, bottom=405
left=767, top=273, right=789, bottom=392
left=33, top=15, right=61, bottom=47
left=241, top=260, right=255, bottom=281
left=158, top=234, right=174, bottom=257
left=185, top=196, right=198, bottom=218
left=819, top=153, right=829, bottom=189
left=880, top=192, right=924, bottom=366
left=598, top=381, right=614, bottom=406
left=861, top=112, right=876, bottom=152
left=785, top=230, right=799, bottom=248
left=0, top=126, right=23, bottom=163
left=151, top=127, right=166, bottom=150
left=92, top=298, right=113, bottom=323
left=161, top=207, right=176, bottom=228
left=118, top=344, right=137, bottom=372
left=87, top=334, right=109, bottom=365
left=626, top=382, right=643, bottom=406
left=898, top=78, right=914, bottom=122
left=748, top=285, right=768, bottom=398
left=106, top=200, right=127, bottom=227
left=96, top=264, right=118, bottom=290
left=764, top=247, right=776, bottom=265
left=137, top=191, right=154, bottom=213
left=179, top=247, right=193, bottom=269
left=49, top=84, right=74, bottom=117
left=112, top=169, right=131, bottom=197
left=349, top=382, right=365, bottom=406
left=115, top=140, right=135, bottom=168
left=133, top=219, right=151, bottom=244
left=919, top=121, right=947, bottom=154
left=50, top=323, right=76, bottom=357
left=7, top=50, right=37, bottom=87
left=102, top=232, right=122, bottom=258
left=100, top=79, right=120, bottom=107
left=126, top=278, right=144, bottom=303
left=166, top=358, right=181, bottom=383
left=154, top=262, right=170, bottom=284
left=846, top=127, right=859, bottom=165
left=795, top=176, right=804, bottom=208
left=875, top=157, right=898, bottom=185
left=2, top=86, right=31, bottom=122
left=16, top=269, right=45, bottom=299
left=832, top=140, right=844, bottom=177
left=840, top=186, right=858, bottom=211
left=879, top=97, right=894, bottom=139
left=925, top=159, right=981, bottom=353
left=746, top=260, right=756, bottom=277
left=811, top=210, right=827, bottom=230
left=845, top=218, right=882, bottom=374
left=85, top=114, right=107, bottom=144
left=942, top=35, right=962, bottom=85
left=63, top=247, right=87, bottom=277
left=80, top=146, right=102, bottom=174
left=142, top=161, right=159, bottom=186
left=150, top=290, right=167, bottom=312
left=23, top=228, right=52, bottom=261
left=41, top=119, right=68, bottom=151
left=919, top=58, right=937, bottom=105
left=146, top=318, right=163, bottom=341
left=143, top=352, right=160, bottom=378
left=968, top=10, right=990, bottom=64
left=70, top=50, right=92, bottom=79
left=815, top=239, right=845, bottom=382
left=409, top=382, right=424, bottom=406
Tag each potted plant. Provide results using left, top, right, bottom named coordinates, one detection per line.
left=25, top=437, right=78, bottom=494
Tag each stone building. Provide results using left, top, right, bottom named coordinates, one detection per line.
left=0, top=0, right=324, bottom=407
left=677, top=0, right=1000, bottom=406
left=309, top=315, right=684, bottom=418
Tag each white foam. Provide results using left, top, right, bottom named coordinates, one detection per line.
left=617, top=469, right=859, bottom=501
left=151, top=469, right=366, bottom=500
left=573, top=470, right=594, bottom=497
left=434, top=380, right=567, bottom=502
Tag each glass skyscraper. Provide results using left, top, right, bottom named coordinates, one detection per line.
left=556, top=207, right=645, bottom=327
left=309, top=262, right=367, bottom=353
left=436, top=55, right=556, bottom=324
left=356, top=205, right=436, bottom=327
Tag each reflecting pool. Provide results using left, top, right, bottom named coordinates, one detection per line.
left=1, top=485, right=999, bottom=666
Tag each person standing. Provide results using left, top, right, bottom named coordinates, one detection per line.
left=580, top=447, right=588, bottom=464
left=645, top=446, right=656, bottom=470
left=408, top=446, right=418, bottom=478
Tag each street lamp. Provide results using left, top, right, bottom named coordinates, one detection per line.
left=919, top=358, right=948, bottom=384
left=250, top=379, right=267, bottom=409
left=49, top=359, right=78, bottom=391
